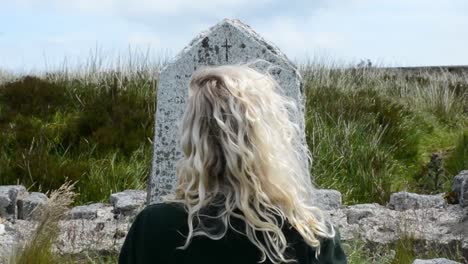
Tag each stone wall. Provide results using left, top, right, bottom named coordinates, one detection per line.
left=1, top=170, right=467, bottom=263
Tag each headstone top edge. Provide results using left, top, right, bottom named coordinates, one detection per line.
left=159, top=18, right=299, bottom=75
left=149, top=18, right=306, bottom=205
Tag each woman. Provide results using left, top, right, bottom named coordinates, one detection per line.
left=119, top=63, right=347, bottom=264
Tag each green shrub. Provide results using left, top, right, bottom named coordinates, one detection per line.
left=0, top=61, right=466, bottom=206
left=303, top=65, right=467, bottom=203
left=304, top=85, right=422, bottom=203
left=306, top=85, right=421, bottom=160
left=61, top=86, right=154, bottom=157
left=75, top=145, right=150, bottom=203
left=0, top=76, right=69, bottom=118
left=0, top=74, right=155, bottom=204
left=307, top=113, right=399, bottom=204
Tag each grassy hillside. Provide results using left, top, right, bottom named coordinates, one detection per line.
left=0, top=62, right=466, bottom=205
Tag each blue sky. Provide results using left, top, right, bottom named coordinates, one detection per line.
left=1, top=0, right=467, bottom=73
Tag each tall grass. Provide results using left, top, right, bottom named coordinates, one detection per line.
left=444, top=130, right=468, bottom=176
left=0, top=69, right=18, bottom=85
left=0, top=49, right=161, bottom=204
left=343, top=216, right=465, bottom=264
left=344, top=238, right=465, bottom=264
left=5, top=182, right=120, bottom=264
left=302, top=62, right=467, bottom=203
left=0, top=54, right=467, bottom=205
left=10, top=182, right=76, bottom=264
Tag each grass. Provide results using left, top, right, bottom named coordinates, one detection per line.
left=344, top=238, right=465, bottom=264
left=58, top=254, right=118, bottom=264
left=9, top=182, right=76, bottom=264
left=343, top=214, right=465, bottom=264
left=344, top=240, right=395, bottom=264
left=0, top=53, right=159, bottom=204
left=302, top=63, right=468, bottom=204
left=0, top=55, right=467, bottom=207
left=4, top=181, right=121, bottom=264
left=444, top=130, right=468, bottom=176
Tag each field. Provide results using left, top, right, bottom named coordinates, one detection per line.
left=1, top=57, right=467, bottom=206
left=302, top=63, right=467, bottom=204
left=1, top=55, right=467, bottom=263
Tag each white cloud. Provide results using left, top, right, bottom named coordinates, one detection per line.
left=253, top=0, right=468, bottom=65
left=5, top=0, right=468, bottom=70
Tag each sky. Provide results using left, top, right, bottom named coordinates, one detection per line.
left=1, top=0, right=467, bottom=73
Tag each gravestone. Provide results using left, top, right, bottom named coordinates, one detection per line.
left=148, top=18, right=307, bottom=204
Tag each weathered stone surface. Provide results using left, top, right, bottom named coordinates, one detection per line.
left=110, top=190, right=146, bottom=216
left=1, top=201, right=467, bottom=260
left=452, top=170, right=468, bottom=207
left=388, top=191, right=446, bottom=211
left=68, top=203, right=113, bottom=220
left=0, top=219, right=32, bottom=260
left=330, top=204, right=468, bottom=259
left=452, top=170, right=466, bottom=193
left=312, top=189, right=342, bottom=210
left=0, top=191, right=10, bottom=217
left=17, top=192, right=48, bottom=220
left=0, top=185, right=27, bottom=220
left=55, top=218, right=129, bottom=255
left=0, top=217, right=130, bottom=260
left=413, top=258, right=461, bottom=264
left=345, top=203, right=380, bottom=225
left=148, top=18, right=305, bottom=204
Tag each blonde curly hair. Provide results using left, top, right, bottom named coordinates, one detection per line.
left=162, top=62, right=335, bottom=263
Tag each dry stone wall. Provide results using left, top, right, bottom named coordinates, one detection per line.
left=1, top=170, right=467, bottom=262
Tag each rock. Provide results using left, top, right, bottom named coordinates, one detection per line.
left=329, top=204, right=468, bottom=260
left=313, top=189, right=342, bottom=210
left=55, top=218, right=130, bottom=255
left=68, top=203, right=113, bottom=220
left=17, top=192, right=48, bottom=220
left=0, top=219, right=35, bottom=259
left=148, top=18, right=306, bottom=204
left=0, top=223, right=4, bottom=235
left=412, top=258, right=461, bottom=264
left=388, top=191, right=446, bottom=211
left=452, top=170, right=466, bottom=193
left=1, top=193, right=467, bottom=260
left=345, top=203, right=380, bottom=224
left=110, top=190, right=146, bottom=216
left=452, top=170, right=468, bottom=207
left=0, top=185, right=27, bottom=221
left=0, top=217, right=130, bottom=259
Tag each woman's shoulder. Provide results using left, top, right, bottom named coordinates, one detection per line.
left=133, top=202, right=188, bottom=231
left=119, top=202, right=189, bottom=263
left=139, top=202, right=187, bottom=220
left=141, top=202, right=187, bottom=215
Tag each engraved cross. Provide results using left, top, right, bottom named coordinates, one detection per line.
left=221, top=38, right=232, bottom=62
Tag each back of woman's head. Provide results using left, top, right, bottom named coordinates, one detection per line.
left=163, top=63, right=334, bottom=263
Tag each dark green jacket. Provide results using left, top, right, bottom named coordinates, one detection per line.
left=119, top=202, right=347, bottom=264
